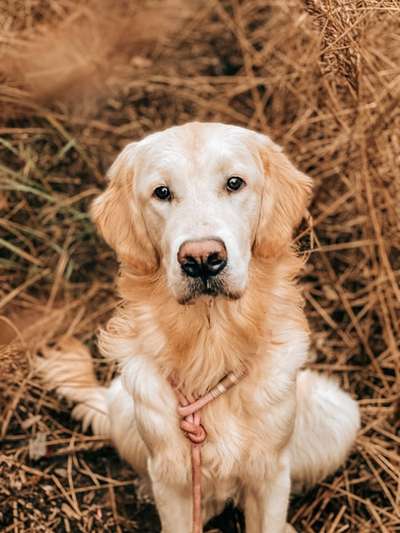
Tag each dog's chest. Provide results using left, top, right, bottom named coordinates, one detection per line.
left=130, top=354, right=296, bottom=489
left=200, top=403, right=246, bottom=476
left=179, top=382, right=292, bottom=483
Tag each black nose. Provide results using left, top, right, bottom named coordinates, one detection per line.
left=178, top=239, right=227, bottom=279
left=181, top=253, right=227, bottom=279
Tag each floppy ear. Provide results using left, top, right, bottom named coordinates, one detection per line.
left=91, top=142, right=157, bottom=273
left=254, top=136, right=312, bottom=257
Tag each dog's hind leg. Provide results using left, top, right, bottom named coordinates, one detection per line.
left=289, top=370, right=360, bottom=493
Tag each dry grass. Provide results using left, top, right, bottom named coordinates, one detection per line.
left=1, top=0, right=399, bottom=531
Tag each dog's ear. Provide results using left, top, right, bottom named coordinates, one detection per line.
left=91, top=142, right=157, bottom=273
left=253, top=136, right=312, bottom=257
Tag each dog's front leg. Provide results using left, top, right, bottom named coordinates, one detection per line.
left=244, top=450, right=292, bottom=533
left=148, top=458, right=192, bottom=533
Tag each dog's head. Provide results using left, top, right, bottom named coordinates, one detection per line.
left=92, top=122, right=312, bottom=304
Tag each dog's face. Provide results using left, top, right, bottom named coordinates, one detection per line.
left=92, top=122, right=312, bottom=304
left=132, top=123, right=264, bottom=303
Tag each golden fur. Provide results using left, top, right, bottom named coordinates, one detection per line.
left=39, top=122, right=359, bottom=533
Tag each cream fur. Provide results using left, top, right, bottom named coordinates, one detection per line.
left=38, top=122, right=360, bottom=533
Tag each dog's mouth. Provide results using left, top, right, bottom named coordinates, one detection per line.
left=178, top=276, right=242, bottom=305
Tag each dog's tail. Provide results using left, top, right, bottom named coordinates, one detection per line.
left=289, top=370, right=360, bottom=493
left=37, top=338, right=111, bottom=437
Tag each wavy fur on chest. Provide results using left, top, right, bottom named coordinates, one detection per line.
left=99, top=252, right=308, bottom=397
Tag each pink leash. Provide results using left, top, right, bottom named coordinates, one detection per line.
left=171, top=369, right=247, bottom=533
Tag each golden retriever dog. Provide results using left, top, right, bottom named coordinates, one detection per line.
left=39, top=122, right=360, bottom=532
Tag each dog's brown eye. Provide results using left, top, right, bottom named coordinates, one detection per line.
left=226, top=176, right=245, bottom=192
left=153, top=186, right=171, bottom=201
